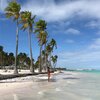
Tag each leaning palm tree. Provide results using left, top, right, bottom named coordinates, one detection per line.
left=42, top=32, right=48, bottom=71
left=51, top=55, right=58, bottom=70
left=48, top=39, right=57, bottom=68
left=5, top=1, right=21, bottom=74
left=35, top=31, right=48, bottom=72
left=20, top=11, right=36, bottom=73
left=46, top=44, right=52, bottom=68
left=35, top=20, right=47, bottom=72
left=50, top=38, right=57, bottom=52
left=39, top=32, right=48, bottom=71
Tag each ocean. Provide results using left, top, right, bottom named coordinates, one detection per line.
left=76, top=70, right=100, bottom=74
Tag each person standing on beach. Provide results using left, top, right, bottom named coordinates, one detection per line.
left=47, top=67, right=50, bottom=82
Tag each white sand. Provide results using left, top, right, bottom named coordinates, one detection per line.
left=0, top=71, right=82, bottom=100
left=0, top=81, right=33, bottom=96
left=0, top=69, right=39, bottom=75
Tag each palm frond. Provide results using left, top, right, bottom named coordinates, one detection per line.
left=5, top=1, right=21, bottom=21
left=20, top=11, right=35, bottom=32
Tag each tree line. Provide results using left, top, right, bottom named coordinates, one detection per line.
left=0, top=46, right=30, bottom=69
left=0, top=1, right=58, bottom=74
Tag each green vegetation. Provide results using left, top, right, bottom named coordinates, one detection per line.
left=0, top=1, right=58, bottom=74
left=0, top=47, right=15, bottom=69
left=0, top=49, right=33, bottom=70
left=51, top=55, right=58, bottom=70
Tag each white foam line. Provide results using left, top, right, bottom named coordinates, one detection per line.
left=13, top=94, right=19, bottom=100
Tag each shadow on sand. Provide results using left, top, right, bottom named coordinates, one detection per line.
left=34, top=78, right=57, bottom=82
left=63, top=77, right=80, bottom=80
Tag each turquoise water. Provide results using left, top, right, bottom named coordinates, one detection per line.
left=72, top=70, right=100, bottom=74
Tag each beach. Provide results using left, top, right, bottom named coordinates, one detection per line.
left=0, top=71, right=100, bottom=100
left=1, top=1, right=100, bottom=100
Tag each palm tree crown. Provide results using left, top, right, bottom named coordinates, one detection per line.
left=5, top=1, right=20, bottom=20
left=35, top=20, right=47, bottom=32
left=20, top=11, right=35, bottom=31
left=50, top=38, right=57, bottom=52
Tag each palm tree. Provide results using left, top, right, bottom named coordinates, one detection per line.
left=8, top=52, right=15, bottom=66
left=5, top=1, right=21, bottom=74
left=0, top=46, right=3, bottom=68
left=35, top=20, right=47, bottom=72
left=41, top=50, right=46, bottom=71
left=17, top=53, right=27, bottom=69
left=3, top=52, right=8, bottom=68
left=46, top=44, right=52, bottom=68
left=49, top=39, right=57, bottom=68
left=0, top=46, right=3, bottom=52
left=35, top=60, right=39, bottom=69
left=26, top=57, right=31, bottom=69
left=20, top=11, right=36, bottom=73
left=50, top=38, right=57, bottom=52
left=51, top=55, right=58, bottom=70
left=42, top=32, right=48, bottom=71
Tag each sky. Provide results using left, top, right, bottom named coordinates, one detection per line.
left=0, top=0, right=100, bottom=69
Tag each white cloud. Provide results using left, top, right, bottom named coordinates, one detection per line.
left=89, top=38, right=100, bottom=50
left=47, top=21, right=71, bottom=35
left=65, top=28, right=80, bottom=35
left=0, top=0, right=9, bottom=21
left=1, top=0, right=100, bottom=22
left=0, top=0, right=8, bottom=12
left=21, top=0, right=100, bottom=22
left=65, top=39, right=75, bottom=43
left=57, top=38, right=100, bottom=68
left=58, top=50, right=100, bottom=68
left=85, top=20, right=100, bottom=29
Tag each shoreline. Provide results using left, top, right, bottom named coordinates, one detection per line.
left=0, top=70, right=61, bottom=96
left=0, top=71, right=99, bottom=100
left=0, top=69, right=55, bottom=81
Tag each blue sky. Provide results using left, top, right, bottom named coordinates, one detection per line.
left=0, top=0, right=100, bottom=69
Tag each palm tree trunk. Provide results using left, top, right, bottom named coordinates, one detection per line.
left=49, top=53, right=52, bottom=68
left=28, top=29, right=34, bottom=73
left=39, top=45, right=42, bottom=72
left=14, top=20, right=18, bottom=74
left=54, top=62, right=57, bottom=71
left=44, top=43, right=47, bottom=71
